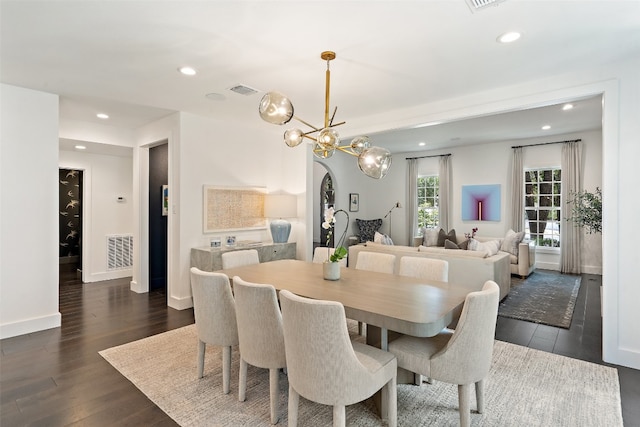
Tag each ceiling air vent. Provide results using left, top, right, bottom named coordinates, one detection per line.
left=228, top=84, right=259, bottom=96
left=465, top=0, right=507, bottom=12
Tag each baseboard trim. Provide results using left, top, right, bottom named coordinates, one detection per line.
left=0, top=312, right=61, bottom=339
left=85, top=269, right=133, bottom=283
left=169, top=295, right=193, bottom=310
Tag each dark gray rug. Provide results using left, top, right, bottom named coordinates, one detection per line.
left=499, top=270, right=582, bottom=328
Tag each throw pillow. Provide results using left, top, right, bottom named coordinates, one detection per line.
left=458, top=239, right=469, bottom=250
left=468, top=238, right=500, bottom=257
left=382, top=234, right=394, bottom=245
left=356, top=218, right=383, bottom=243
left=444, top=239, right=460, bottom=249
left=501, top=229, right=525, bottom=256
left=423, top=227, right=441, bottom=247
left=374, top=231, right=384, bottom=244
left=437, top=229, right=457, bottom=247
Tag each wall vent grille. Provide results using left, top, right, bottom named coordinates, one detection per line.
left=229, top=84, right=259, bottom=96
left=465, top=0, right=506, bottom=12
left=107, top=234, right=133, bottom=270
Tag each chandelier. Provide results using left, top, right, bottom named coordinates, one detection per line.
left=258, top=51, right=392, bottom=179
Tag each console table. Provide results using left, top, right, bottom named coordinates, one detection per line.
left=190, top=242, right=296, bottom=271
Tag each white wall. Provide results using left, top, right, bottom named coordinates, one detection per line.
left=0, top=84, right=61, bottom=338
left=59, top=148, right=134, bottom=282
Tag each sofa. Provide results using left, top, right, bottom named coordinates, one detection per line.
left=414, top=228, right=536, bottom=279
left=348, top=242, right=512, bottom=300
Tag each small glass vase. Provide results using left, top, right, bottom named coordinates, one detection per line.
left=323, top=261, right=341, bottom=281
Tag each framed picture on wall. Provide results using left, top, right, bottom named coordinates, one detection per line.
left=349, top=193, right=359, bottom=212
left=162, top=185, right=169, bottom=216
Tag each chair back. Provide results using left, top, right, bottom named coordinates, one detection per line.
left=312, top=246, right=347, bottom=267
left=431, top=280, right=500, bottom=384
left=189, top=267, right=238, bottom=346
left=280, top=290, right=386, bottom=405
left=399, top=256, right=449, bottom=282
left=221, top=249, right=259, bottom=269
left=354, top=251, right=395, bottom=274
left=232, top=276, right=286, bottom=369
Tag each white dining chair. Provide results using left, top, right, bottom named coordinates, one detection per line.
left=233, top=276, right=287, bottom=424
left=354, top=251, right=396, bottom=335
left=399, top=256, right=449, bottom=282
left=312, top=246, right=347, bottom=267
left=189, top=267, right=238, bottom=394
left=388, top=281, right=500, bottom=427
left=221, top=249, right=259, bottom=269
left=279, top=289, right=397, bottom=427
left=354, top=251, right=396, bottom=274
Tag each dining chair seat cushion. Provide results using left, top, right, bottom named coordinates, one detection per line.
left=387, top=330, right=452, bottom=378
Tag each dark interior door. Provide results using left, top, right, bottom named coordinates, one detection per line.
left=149, top=143, right=168, bottom=291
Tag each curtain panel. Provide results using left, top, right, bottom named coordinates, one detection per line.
left=561, top=140, right=583, bottom=274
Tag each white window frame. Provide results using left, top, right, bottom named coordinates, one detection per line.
left=417, top=175, right=439, bottom=229
left=524, top=167, right=562, bottom=249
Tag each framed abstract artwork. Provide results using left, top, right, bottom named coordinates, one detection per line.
left=203, top=186, right=267, bottom=232
left=461, top=184, right=501, bottom=221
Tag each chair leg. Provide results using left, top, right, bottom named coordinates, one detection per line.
left=386, top=376, right=397, bottom=427
left=197, top=340, right=206, bottom=378
left=238, top=358, right=248, bottom=401
left=288, top=385, right=299, bottom=427
left=358, top=321, right=366, bottom=336
left=414, top=374, right=423, bottom=385
left=333, top=405, right=346, bottom=427
left=458, top=384, right=471, bottom=427
left=269, top=368, right=280, bottom=424
left=475, top=379, right=485, bottom=414
left=222, top=345, right=232, bottom=394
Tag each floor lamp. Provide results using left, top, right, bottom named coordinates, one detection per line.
left=384, top=202, right=402, bottom=237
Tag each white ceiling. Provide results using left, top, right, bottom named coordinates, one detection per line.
left=2, top=1, right=638, bottom=153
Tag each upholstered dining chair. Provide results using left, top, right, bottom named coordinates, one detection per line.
left=312, top=246, right=347, bottom=267
left=279, top=290, right=397, bottom=427
left=221, top=249, right=260, bottom=270
left=388, top=281, right=500, bottom=427
left=189, top=267, right=238, bottom=394
left=232, top=276, right=287, bottom=425
left=354, top=251, right=396, bottom=274
left=399, top=256, right=449, bottom=282
left=354, top=251, right=396, bottom=335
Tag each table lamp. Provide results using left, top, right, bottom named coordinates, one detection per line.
left=264, top=194, right=297, bottom=243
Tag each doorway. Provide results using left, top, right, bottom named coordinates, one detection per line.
left=59, top=168, right=83, bottom=283
left=320, top=172, right=335, bottom=247
left=148, top=143, right=168, bottom=291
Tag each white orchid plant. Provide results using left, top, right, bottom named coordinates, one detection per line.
left=322, top=207, right=349, bottom=262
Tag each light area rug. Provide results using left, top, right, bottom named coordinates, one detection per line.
left=99, top=322, right=623, bottom=426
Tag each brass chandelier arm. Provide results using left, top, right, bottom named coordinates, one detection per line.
left=334, top=145, right=359, bottom=157
left=293, top=116, right=320, bottom=132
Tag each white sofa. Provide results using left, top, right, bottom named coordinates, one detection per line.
left=470, top=236, right=536, bottom=278
left=348, top=242, right=511, bottom=300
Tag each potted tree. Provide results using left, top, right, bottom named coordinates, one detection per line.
left=566, top=187, right=602, bottom=234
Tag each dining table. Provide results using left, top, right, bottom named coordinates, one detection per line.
left=218, top=259, right=469, bottom=350
left=218, top=258, right=470, bottom=420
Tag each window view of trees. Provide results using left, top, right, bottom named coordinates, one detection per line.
left=417, top=176, right=439, bottom=228
left=525, top=168, right=561, bottom=247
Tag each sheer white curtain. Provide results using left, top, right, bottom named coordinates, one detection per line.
left=407, top=158, right=418, bottom=245
left=438, top=155, right=450, bottom=232
left=561, top=140, right=583, bottom=274
left=510, top=147, right=524, bottom=232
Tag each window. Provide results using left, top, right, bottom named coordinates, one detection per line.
left=524, top=168, right=561, bottom=247
left=417, top=176, right=439, bottom=228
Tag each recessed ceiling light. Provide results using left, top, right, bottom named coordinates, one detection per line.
left=205, top=92, right=226, bottom=101
left=178, top=66, right=197, bottom=76
left=497, top=31, right=521, bottom=43
left=96, top=113, right=109, bottom=119
left=418, top=142, right=426, bottom=147
left=75, top=145, right=86, bottom=150
left=562, top=103, right=574, bottom=111
left=542, top=125, right=551, bottom=130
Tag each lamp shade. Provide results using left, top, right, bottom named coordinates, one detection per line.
left=264, top=194, right=297, bottom=243
left=264, top=194, right=297, bottom=218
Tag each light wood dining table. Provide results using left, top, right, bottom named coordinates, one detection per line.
left=219, top=259, right=468, bottom=348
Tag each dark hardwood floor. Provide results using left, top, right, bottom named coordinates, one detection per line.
left=1, top=267, right=638, bottom=426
